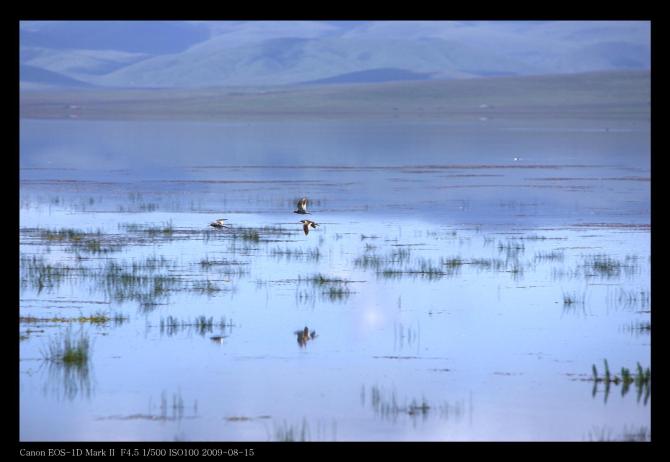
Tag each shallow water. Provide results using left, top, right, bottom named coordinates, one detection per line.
left=19, top=117, right=650, bottom=441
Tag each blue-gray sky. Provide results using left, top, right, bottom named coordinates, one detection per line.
left=20, top=20, right=650, bottom=88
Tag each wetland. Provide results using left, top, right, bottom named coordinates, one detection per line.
left=19, top=111, right=650, bottom=441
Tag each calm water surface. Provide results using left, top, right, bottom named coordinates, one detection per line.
left=19, top=118, right=650, bottom=441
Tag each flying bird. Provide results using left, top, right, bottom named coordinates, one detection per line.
left=210, top=219, right=229, bottom=229
left=300, top=219, right=318, bottom=235
left=294, top=197, right=309, bottom=214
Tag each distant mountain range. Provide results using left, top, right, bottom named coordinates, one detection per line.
left=19, top=20, right=650, bottom=89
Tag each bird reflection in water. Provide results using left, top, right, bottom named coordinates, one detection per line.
left=295, top=326, right=317, bottom=347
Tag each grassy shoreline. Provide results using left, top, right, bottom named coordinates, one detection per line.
left=20, top=70, right=650, bottom=122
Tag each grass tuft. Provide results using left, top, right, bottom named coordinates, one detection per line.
left=42, top=328, right=91, bottom=366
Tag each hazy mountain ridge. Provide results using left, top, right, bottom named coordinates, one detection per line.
left=20, top=64, right=93, bottom=88
left=19, top=21, right=650, bottom=89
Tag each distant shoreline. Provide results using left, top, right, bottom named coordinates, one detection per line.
left=20, top=70, right=650, bottom=123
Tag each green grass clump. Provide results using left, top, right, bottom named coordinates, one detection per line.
left=590, top=255, right=621, bottom=277
left=37, top=228, right=118, bottom=254
left=40, top=228, right=88, bottom=242
left=441, top=257, right=463, bottom=268
left=119, top=222, right=174, bottom=237
left=21, top=311, right=127, bottom=326
left=43, top=329, right=91, bottom=366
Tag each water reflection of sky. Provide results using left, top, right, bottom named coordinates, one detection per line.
left=19, top=119, right=650, bottom=441
left=20, top=119, right=650, bottom=229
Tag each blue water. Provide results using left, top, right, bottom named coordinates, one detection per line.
left=20, top=117, right=650, bottom=441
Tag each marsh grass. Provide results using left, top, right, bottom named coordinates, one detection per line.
left=621, top=426, right=651, bottom=442
left=272, top=419, right=310, bottom=442
left=297, top=273, right=356, bottom=302
left=119, top=222, right=174, bottom=237
left=43, top=351, right=93, bottom=401
left=534, top=250, right=565, bottom=263
left=21, top=311, right=128, bottom=326
left=562, top=291, right=583, bottom=307
left=622, top=320, right=651, bottom=336
left=42, top=328, right=92, bottom=366
left=239, top=229, right=260, bottom=242
left=354, top=247, right=411, bottom=271
left=228, top=225, right=293, bottom=244
left=20, top=254, right=85, bottom=292
left=553, top=254, right=643, bottom=281
left=590, top=360, right=650, bottom=404
left=497, top=240, right=525, bottom=259
left=437, top=401, right=465, bottom=420
left=588, top=255, right=621, bottom=277
left=354, top=254, right=384, bottom=270
left=160, top=391, right=185, bottom=421
left=324, top=286, right=353, bottom=301
left=357, top=247, right=525, bottom=281
left=159, top=316, right=232, bottom=337
left=588, top=425, right=650, bottom=442
left=469, top=258, right=507, bottom=271
left=34, top=228, right=121, bottom=254
left=367, top=385, right=447, bottom=422
left=270, top=246, right=321, bottom=262
left=191, top=280, right=223, bottom=295
left=394, top=322, right=420, bottom=350
left=377, top=258, right=450, bottom=280
left=441, top=256, right=464, bottom=272
left=614, top=288, right=650, bottom=310
left=101, top=260, right=181, bottom=307
left=21, top=251, right=243, bottom=309
left=199, top=257, right=243, bottom=268
left=295, top=288, right=316, bottom=306
left=302, top=273, right=352, bottom=286
left=583, top=254, right=640, bottom=279
left=198, top=257, right=249, bottom=279
left=407, top=398, right=431, bottom=416
left=129, top=255, right=175, bottom=272
left=39, top=228, right=89, bottom=242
